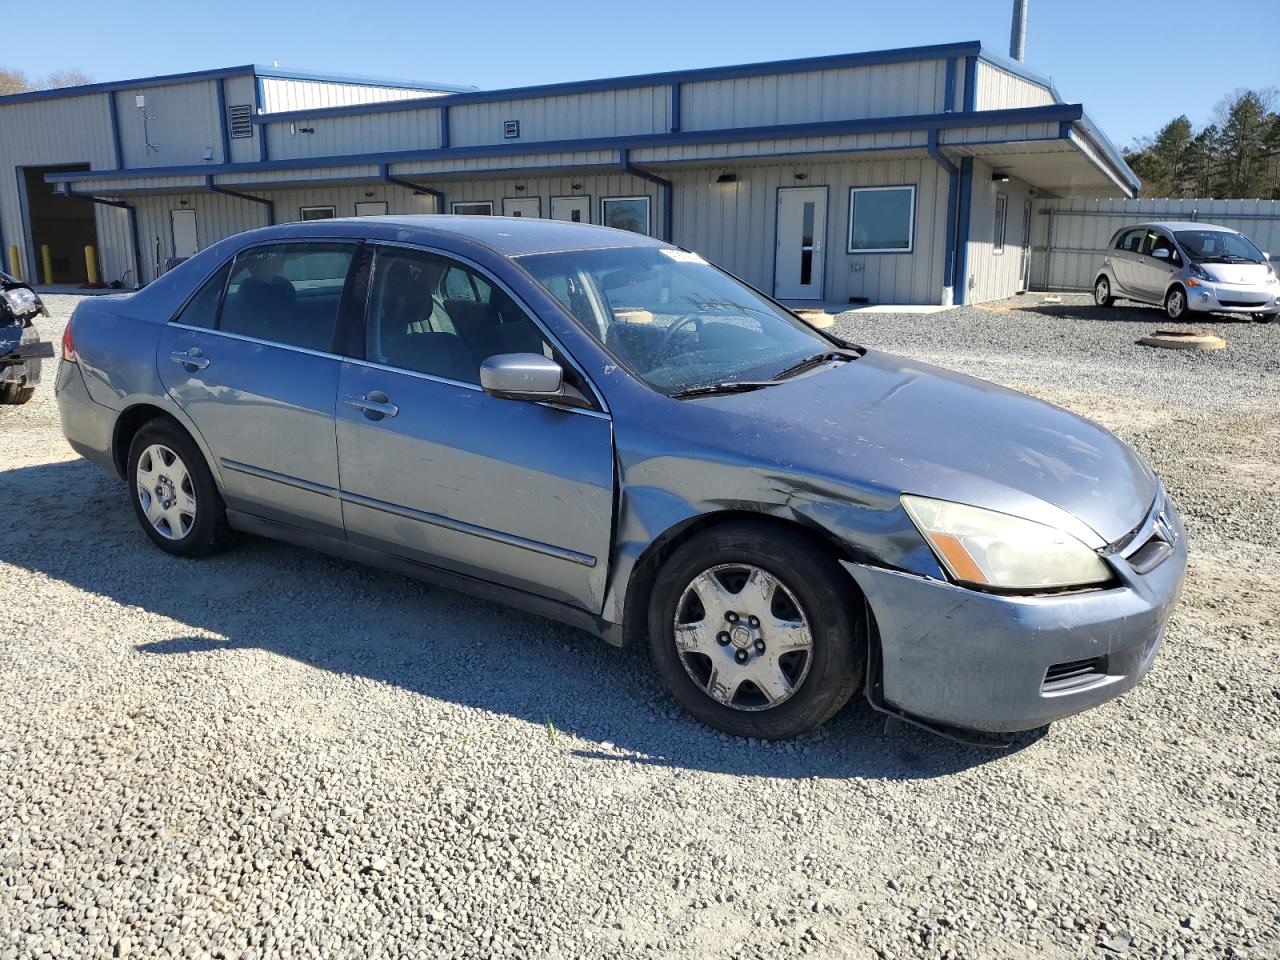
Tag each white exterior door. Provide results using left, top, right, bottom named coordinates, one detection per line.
left=170, top=209, right=198, bottom=259
left=774, top=187, right=827, bottom=300
left=502, top=197, right=542, bottom=218
left=550, top=195, right=591, bottom=224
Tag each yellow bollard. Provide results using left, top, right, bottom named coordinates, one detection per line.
left=40, top=244, right=53, bottom=285
left=6, top=245, right=20, bottom=281
left=84, top=245, right=99, bottom=285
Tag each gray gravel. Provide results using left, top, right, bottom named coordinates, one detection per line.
left=1, top=292, right=1278, bottom=959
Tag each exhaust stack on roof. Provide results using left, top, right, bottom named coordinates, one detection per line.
left=1009, top=0, right=1029, bottom=60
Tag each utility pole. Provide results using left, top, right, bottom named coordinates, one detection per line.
left=1009, top=0, right=1029, bottom=61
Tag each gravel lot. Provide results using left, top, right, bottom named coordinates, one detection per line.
left=2, top=293, right=1277, bottom=959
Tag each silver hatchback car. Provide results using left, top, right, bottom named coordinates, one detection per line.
left=1094, top=221, right=1279, bottom=322
left=57, top=217, right=1186, bottom=744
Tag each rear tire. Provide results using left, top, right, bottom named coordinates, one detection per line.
left=647, top=521, right=864, bottom=740
left=127, top=418, right=234, bottom=558
left=1165, top=286, right=1189, bottom=321
left=0, top=381, right=35, bottom=405
left=1094, top=276, right=1114, bottom=307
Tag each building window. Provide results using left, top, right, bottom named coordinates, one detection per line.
left=227, top=104, right=254, bottom=139
left=299, top=205, right=336, bottom=221
left=993, top=193, right=1008, bottom=255
left=451, top=201, right=494, bottom=216
left=847, top=185, right=915, bottom=253
left=601, top=196, right=650, bottom=235
left=503, top=120, right=520, bottom=139
left=355, top=201, right=388, bottom=217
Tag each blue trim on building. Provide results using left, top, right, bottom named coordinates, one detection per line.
left=43, top=104, right=1085, bottom=187
left=439, top=105, right=450, bottom=148
left=962, top=57, right=978, bottom=112
left=250, top=42, right=986, bottom=125
left=619, top=149, right=673, bottom=242
left=253, top=75, right=269, bottom=161
left=216, top=78, right=231, bottom=163
left=953, top=157, right=974, bottom=305
left=670, top=84, right=681, bottom=133
left=926, top=131, right=959, bottom=290
left=379, top=165, right=445, bottom=212
left=205, top=176, right=275, bottom=225
left=943, top=59, right=956, bottom=113
left=106, top=91, right=123, bottom=169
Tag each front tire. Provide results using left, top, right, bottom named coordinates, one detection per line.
left=0, top=381, right=35, bottom=405
left=1254, top=312, right=1276, bottom=324
left=647, top=522, right=864, bottom=739
left=127, top=418, right=233, bottom=557
left=1094, top=276, right=1114, bottom=307
left=1165, top=285, right=1189, bottom=321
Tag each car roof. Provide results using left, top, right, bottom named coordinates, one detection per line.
left=1121, top=221, right=1237, bottom=233
left=256, top=214, right=670, bottom=258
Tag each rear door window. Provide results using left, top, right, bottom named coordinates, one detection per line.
left=172, top=262, right=231, bottom=329
left=1116, top=229, right=1145, bottom=253
left=219, top=242, right=357, bottom=352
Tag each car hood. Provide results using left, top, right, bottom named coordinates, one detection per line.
left=1199, top=261, right=1272, bottom=285
left=680, top=349, right=1156, bottom=547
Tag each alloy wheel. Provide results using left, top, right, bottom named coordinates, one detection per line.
left=1095, top=278, right=1110, bottom=306
left=1167, top=289, right=1186, bottom=319
left=136, top=444, right=197, bottom=540
left=672, top=563, right=813, bottom=711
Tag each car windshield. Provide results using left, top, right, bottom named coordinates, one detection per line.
left=1174, top=229, right=1265, bottom=264
left=516, top=246, right=836, bottom=395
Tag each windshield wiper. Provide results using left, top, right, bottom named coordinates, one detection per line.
left=771, top=348, right=860, bottom=381
left=670, top=380, right=776, bottom=399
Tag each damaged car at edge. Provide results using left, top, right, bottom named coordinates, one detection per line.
left=1, top=270, right=53, bottom=405
left=55, top=216, right=1187, bottom=743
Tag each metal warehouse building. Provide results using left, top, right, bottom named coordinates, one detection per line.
left=0, top=42, right=1138, bottom=305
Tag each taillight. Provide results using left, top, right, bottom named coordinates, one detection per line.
left=61, top=321, right=76, bottom=362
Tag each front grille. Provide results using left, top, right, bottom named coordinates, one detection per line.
left=1218, top=299, right=1267, bottom=308
left=1043, top=656, right=1108, bottom=692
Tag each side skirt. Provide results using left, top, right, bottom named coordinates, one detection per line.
left=226, top=509, right=615, bottom=642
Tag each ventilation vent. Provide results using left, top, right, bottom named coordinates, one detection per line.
left=228, top=104, right=253, bottom=139
left=1042, top=656, right=1108, bottom=693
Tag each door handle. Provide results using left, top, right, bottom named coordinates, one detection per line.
left=344, top=392, right=399, bottom=419
left=169, top=349, right=210, bottom=371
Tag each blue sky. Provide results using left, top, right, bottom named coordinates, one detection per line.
left=11, top=0, right=1279, bottom=147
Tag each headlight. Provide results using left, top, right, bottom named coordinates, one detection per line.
left=901, top=495, right=1112, bottom=590
left=2, top=287, right=39, bottom=317
left=1188, top=262, right=1212, bottom=282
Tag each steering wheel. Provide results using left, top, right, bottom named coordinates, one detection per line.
left=656, top=313, right=703, bottom=355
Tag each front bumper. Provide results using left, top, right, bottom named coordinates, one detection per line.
left=842, top=495, right=1187, bottom=734
left=1186, top=280, right=1280, bottom=314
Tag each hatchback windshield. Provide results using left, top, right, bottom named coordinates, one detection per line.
left=1174, top=229, right=1265, bottom=264
left=517, top=246, right=833, bottom=395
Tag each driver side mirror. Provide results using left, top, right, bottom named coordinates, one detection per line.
left=1152, top=247, right=1171, bottom=260
left=480, top=352, right=568, bottom=402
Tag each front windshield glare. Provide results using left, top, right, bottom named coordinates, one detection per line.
left=516, top=246, right=831, bottom=395
left=1174, top=230, right=1265, bottom=263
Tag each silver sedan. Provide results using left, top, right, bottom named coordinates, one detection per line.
left=56, top=216, right=1186, bottom=742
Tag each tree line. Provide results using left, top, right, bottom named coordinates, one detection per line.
left=0, top=68, right=93, bottom=96
left=1123, top=89, right=1280, bottom=199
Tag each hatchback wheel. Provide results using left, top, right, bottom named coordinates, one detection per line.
left=1254, top=312, right=1276, bottom=324
left=647, top=522, right=864, bottom=739
left=1094, top=276, right=1114, bottom=307
left=1165, top=286, right=1189, bottom=321
left=127, top=419, right=233, bottom=557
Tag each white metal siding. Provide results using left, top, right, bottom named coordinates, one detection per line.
left=681, top=60, right=950, bottom=132
left=114, top=81, right=225, bottom=168
left=1031, top=197, right=1280, bottom=291
left=672, top=156, right=949, bottom=304
left=449, top=88, right=669, bottom=148
left=264, top=109, right=442, bottom=160
left=224, top=74, right=261, bottom=164
left=964, top=158, right=1032, bottom=304
left=974, top=62, right=1056, bottom=111
left=0, top=92, right=127, bottom=283
left=259, top=78, right=445, bottom=113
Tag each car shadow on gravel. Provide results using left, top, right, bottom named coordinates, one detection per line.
left=1018, top=302, right=1264, bottom=325
left=2, top=458, right=1043, bottom=782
